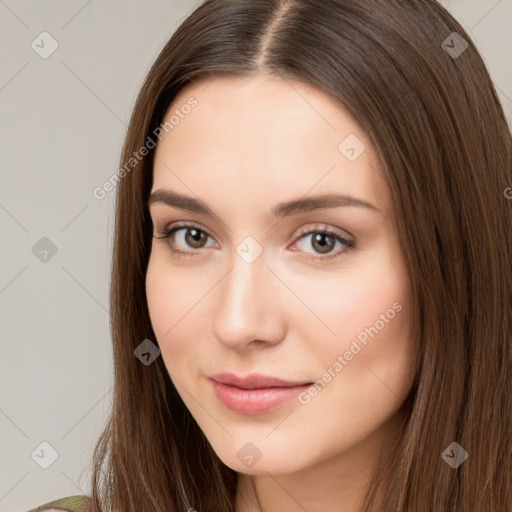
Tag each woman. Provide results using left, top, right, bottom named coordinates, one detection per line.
left=28, top=0, right=512, bottom=511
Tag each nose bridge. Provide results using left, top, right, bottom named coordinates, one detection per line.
left=212, top=243, right=282, bottom=348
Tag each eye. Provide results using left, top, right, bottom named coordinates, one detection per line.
left=153, top=222, right=217, bottom=258
left=290, top=224, right=355, bottom=261
left=153, top=221, right=355, bottom=261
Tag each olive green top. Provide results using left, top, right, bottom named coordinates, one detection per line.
left=26, top=495, right=90, bottom=512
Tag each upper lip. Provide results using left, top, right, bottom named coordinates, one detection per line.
left=209, top=372, right=313, bottom=389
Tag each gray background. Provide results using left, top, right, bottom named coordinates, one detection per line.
left=1, top=1, right=511, bottom=510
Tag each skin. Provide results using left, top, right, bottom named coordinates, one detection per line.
left=145, top=73, right=416, bottom=512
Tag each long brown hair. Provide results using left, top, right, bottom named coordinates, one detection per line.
left=86, top=1, right=512, bottom=510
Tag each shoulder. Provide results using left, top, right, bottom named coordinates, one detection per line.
left=26, top=495, right=90, bottom=512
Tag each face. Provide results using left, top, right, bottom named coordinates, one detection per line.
left=145, top=73, right=416, bottom=477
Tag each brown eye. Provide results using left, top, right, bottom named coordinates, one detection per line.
left=291, top=226, right=355, bottom=262
left=184, top=228, right=208, bottom=249
left=153, top=223, right=216, bottom=256
left=310, top=232, right=336, bottom=254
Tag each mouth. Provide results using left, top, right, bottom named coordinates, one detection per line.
left=208, top=373, right=314, bottom=415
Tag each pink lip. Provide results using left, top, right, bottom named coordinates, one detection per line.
left=209, top=372, right=313, bottom=415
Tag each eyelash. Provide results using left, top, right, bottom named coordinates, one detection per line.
left=153, top=221, right=355, bottom=262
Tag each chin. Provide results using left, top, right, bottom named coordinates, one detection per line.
left=206, top=433, right=316, bottom=476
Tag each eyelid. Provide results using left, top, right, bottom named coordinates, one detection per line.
left=291, top=223, right=352, bottom=244
left=168, top=220, right=214, bottom=237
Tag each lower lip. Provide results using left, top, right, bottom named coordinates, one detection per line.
left=210, top=379, right=311, bottom=415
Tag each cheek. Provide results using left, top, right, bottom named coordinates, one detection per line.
left=146, top=257, right=188, bottom=353
left=335, top=296, right=415, bottom=398
left=292, top=247, right=411, bottom=352
left=287, top=268, right=414, bottom=462
left=145, top=257, right=174, bottom=339
left=145, top=254, right=214, bottom=371
left=146, top=252, right=202, bottom=332
left=301, top=245, right=415, bottom=403
left=333, top=272, right=412, bottom=361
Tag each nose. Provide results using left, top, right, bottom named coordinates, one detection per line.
left=211, top=248, right=286, bottom=351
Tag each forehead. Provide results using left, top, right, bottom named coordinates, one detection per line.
left=152, top=74, right=392, bottom=218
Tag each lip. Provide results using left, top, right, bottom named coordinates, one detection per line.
left=209, top=372, right=313, bottom=415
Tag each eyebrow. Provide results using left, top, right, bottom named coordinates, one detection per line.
left=147, top=188, right=381, bottom=218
